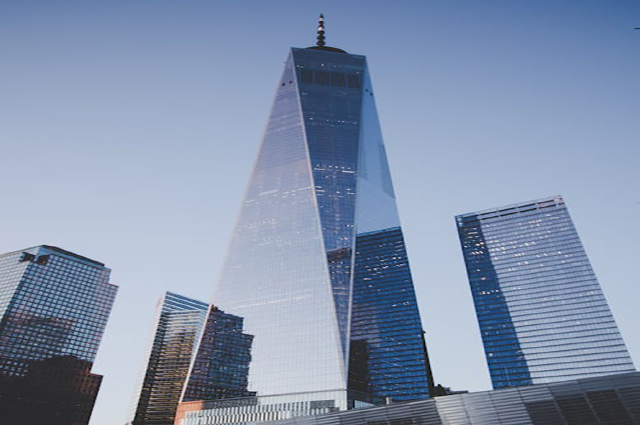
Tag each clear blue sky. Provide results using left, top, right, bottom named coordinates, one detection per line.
left=1, top=1, right=639, bottom=424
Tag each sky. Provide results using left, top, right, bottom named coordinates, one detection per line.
left=1, top=1, right=639, bottom=424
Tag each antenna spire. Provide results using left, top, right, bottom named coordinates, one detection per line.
left=316, top=14, right=326, bottom=47
left=306, top=13, right=346, bottom=53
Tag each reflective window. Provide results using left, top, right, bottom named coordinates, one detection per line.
left=456, top=197, right=635, bottom=388
left=184, top=47, right=433, bottom=413
left=0, top=245, right=117, bottom=423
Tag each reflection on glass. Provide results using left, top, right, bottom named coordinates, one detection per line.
left=0, top=245, right=117, bottom=424
left=182, top=307, right=254, bottom=402
left=128, top=292, right=209, bottom=425
left=179, top=45, right=434, bottom=424
left=456, top=196, right=635, bottom=389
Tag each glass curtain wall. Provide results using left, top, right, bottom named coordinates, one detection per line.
left=456, top=196, right=635, bottom=388
left=183, top=46, right=433, bottom=413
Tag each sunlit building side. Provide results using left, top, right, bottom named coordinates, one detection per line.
left=128, top=292, right=208, bottom=425
left=176, top=17, right=434, bottom=424
left=456, top=196, right=635, bottom=389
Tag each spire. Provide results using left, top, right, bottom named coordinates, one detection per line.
left=316, top=14, right=326, bottom=47
left=306, top=14, right=346, bottom=53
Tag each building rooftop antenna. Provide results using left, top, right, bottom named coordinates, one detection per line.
left=317, top=14, right=326, bottom=47
left=306, top=14, right=347, bottom=54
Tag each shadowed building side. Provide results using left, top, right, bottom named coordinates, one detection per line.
left=181, top=307, right=254, bottom=403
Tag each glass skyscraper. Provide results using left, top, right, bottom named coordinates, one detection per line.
left=181, top=306, right=254, bottom=403
left=178, top=19, right=433, bottom=423
left=456, top=196, right=635, bottom=389
left=128, top=292, right=209, bottom=425
left=0, top=245, right=118, bottom=425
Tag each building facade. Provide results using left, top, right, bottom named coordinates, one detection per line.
left=456, top=196, right=635, bottom=389
left=0, top=245, right=118, bottom=425
left=128, top=292, right=209, bottom=425
left=179, top=20, right=433, bottom=421
left=181, top=306, right=254, bottom=403
left=175, top=372, right=640, bottom=425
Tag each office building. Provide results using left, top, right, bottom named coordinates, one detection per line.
left=456, top=196, right=635, bottom=389
left=128, top=292, right=209, bottom=425
left=178, top=16, right=434, bottom=421
left=177, top=372, right=640, bottom=425
left=181, top=306, right=254, bottom=403
left=0, top=245, right=118, bottom=425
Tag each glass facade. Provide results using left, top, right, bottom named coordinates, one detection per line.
left=0, top=245, right=118, bottom=425
left=456, top=196, right=635, bottom=389
left=182, top=307, right=254, bottom=402
left=182, top=44, right=432, bottom=418
left=351, top=227, right=433, bottom=401
left=128, top=292, right=209, bottom=425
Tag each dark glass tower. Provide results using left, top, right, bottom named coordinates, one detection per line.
left=456, top=196, right=635, bottom=389
left=178, top=19, right=433, bottom=424
left=0, top=245, right=118, bottom=425
left=181, top=306, right=254, bottom=402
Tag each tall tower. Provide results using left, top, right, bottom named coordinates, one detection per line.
left=178, top=16, right=433, bottom=424
left=456, top=196, right=635, bottom=389
left=0, top=245, right=118, bottom=425
left=128, top=292, right=209, bottom=425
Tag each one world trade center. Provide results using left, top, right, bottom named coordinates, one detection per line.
left=177, top=16, right=434, bottom=424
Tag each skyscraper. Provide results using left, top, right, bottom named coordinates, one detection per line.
left=177, top=17, right=433, bottom=424
left=128, top=292, right=209, bottom=425
left=456, top=195, right=635, bottom=389
left=181, top=306, right=253, bottom=403
left=0, top=245, right=118, bottom=425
